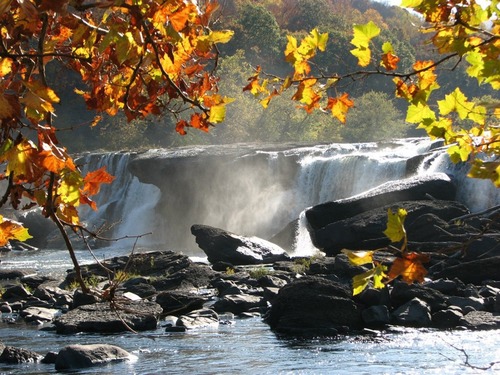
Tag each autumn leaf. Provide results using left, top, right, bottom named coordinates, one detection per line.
left=0, top=58, right=13, bottom=77
left=0, top=215, right=32, bottom=246
left=383, top=208, right=407, bottom=248
left=350, top=21, right=381, bottom=67
left=342, top=249, right=374, bottom=266
left=437, top=88, right=475, bottom=120
left=387, top=252, right=429, bottom=284
left=325, top=93, right=354, bottom=123
left=83, top=166, right=115, bottom=196
left=352, top=263, right=387, bottom=296
left=381, top=42, right=399, bottom=71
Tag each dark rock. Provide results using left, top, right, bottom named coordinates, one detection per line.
left=0, top=269, right=36, bottom=280
left=311, top=200, right=469, bottom=255
left=150, top=263, right=217, bottom=291
left=53, top=301, right=162, bottom=333
left=191, top=224, right=290, bottom=265
left=391, top=281, right=448, bottom=313
left=459, top=310, right=500, bottom=330
left=306, top=256, right=337, bottom=275
left=305, top=173, right=457, bottom=230
left=435, top=256, right=500, bottom=284
left=0, top=303, right=12, bottom=313
left=495, top=292, right=500, bottom=313
left=357, top=287, right=391, bottom=308
left=212, top=293, right=265, bottom=315
left=175, top=309, right=219, bottom=330
left=424, top=279, right=459, bottom=295
left=155, top=291, right=206, bottom=315
left=55, top=344, right=133, bottom=371
left=72, top=290, right=100, bottom=308
left=257, top=275, right=288, bottom=289
left=264, top=276, right=362, bottom=337
left=447, top=296, right=485, bottom=312
left=332, top=254, right=368, bottom=280
left=21, top=275, right=57, bottom=290
left=432, top=309, right=463, bottom=329
left=0, top=346, right=42, bottom=363
left=122, top=282, right=157, bottom=299
left=362, top=305, right=390, bottom=327
left=1, top=284, right=32, bottom=300
left=41, top=351, right=58, bottom=364
left=391, top=298, right=431, bottom=327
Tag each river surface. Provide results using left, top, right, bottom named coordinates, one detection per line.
left=1, top=250, right=499, bottom=375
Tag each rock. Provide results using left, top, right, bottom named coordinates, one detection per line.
left=391, top=298, right=432, bottom=327
left=155, top=291, right=206, bottom=315
left=0, top=269, right=36, bottom=280
left=310, top=200, right=469, bottom=255
left=53, top=301, right=162, bottom=334
left=447, top=296, right=485, bottom=312
left=0, top=346, right=42, bottom=363
left=41, top=351, right=58, bottom=364
left=150, top=263, right=217, bottom=291
left=212, top=293, right=265, bottom=315
left=55, top=344, right=134, bottom=371
left=390, top=281, right=448, bottom=313
left=174, top=309, right=219, bottom=330
left=122, top=282, right=157, bottom=299
left=72, top=290, right=100, bottom=308
left=432, top=309, right=463, bottom=329
left=362, top=305, right=390, bottom=327
left=424, top=279, right=459, bottom=295
left=357, top=287, right=391, bottom=308
left=191, top=224, right=290, bottom=265
left=459, top=310, right=500, bottom=330
left=20, top=306, right=59, bottom=322
left=1, top=284, right=32, bottom=300
left=264, top=276, right=362, bottom=337
left=305, top=173, right=457, bottom=230
left=435, top=256, right=500, bottom=284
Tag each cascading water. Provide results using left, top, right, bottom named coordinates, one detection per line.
left=77, top=138, right=499, bottom=257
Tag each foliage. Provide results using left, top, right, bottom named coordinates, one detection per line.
left=343, top=208, right=430, bottom=296
left=248, top=266, right=271, bottom=279
left=0, top=0, right=232, bottom=290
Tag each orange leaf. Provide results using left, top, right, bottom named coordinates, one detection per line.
left=381, top=52, right=400, bottom=71
left=83, top=166, right=115, bottom=196
left=387, top=252, right=430, bottom=284
left=176, top=119, right=188, bottom=135
left=325, top=93, right=354, bottom=123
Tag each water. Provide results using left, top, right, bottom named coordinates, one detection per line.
left=0, top=318, right=499, bottom=374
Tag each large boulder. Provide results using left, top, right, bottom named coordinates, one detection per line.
left=434, top=256, right=500, bottom=284
left=264, top=276, right=362, bottom=337
left=305, top=173, right=456, bottom=231
left=53, top=301, right=162, bottom=334
left=55, top=344, right=133, bottom=371
left=310, top=200, right=469, bottom=255
left=191, top=224, right=290, bottom=265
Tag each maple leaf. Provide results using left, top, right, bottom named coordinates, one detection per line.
left=83, top=166, right=115, bottom=196
left=0, top=58, right=13, bottom=77
left=342, top=249, right=374, bottom=266
left=0, top=93, right=20, bottom=120
left=352, top=263, right=387, bottom=296
left=350, top=21, right=381, bottom=67
left=387, top=252, right=430, bottom=284
left=0, top=215, right=32, bottom=247
left=175, top=119, right=189, bottom=135
left=383, top=208, right=407, bottom=248
left=325, top=93, right=354, bottom=123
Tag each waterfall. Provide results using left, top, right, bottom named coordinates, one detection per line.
left=77, top=138, right=499, bottom=256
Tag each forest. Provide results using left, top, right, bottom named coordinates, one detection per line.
left=50, top=0, right=494, bottom=151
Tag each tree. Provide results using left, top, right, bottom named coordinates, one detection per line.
left=0, top=0, right=234, bottom=291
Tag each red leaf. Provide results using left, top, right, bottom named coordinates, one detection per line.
left=387, top=252, right=430, bottom=284
left=83, top=166, right=115, bottom=196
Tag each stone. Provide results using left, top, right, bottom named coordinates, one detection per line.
left=435, top=256, right=500, bottom=284
left=264, top=276, right=362, bottom=337
left=0, top=346, right=42, bottom=364
left=212, top=293, right=265, bottom=315
left=191, top=224, right=290, bottom=265
left=390, top=281, right=448, bottom=313
left=55, top=344, right=134, bottom=371
left=1, top=284, right=32, bottom=300
left=391, top=297, right=431, bottom=327
left=432, top=309, right=463, bottom=329
left=53, top=301, right=162, bottom=334
left=495, top=292, right=500, bottom=313
left=362, top=305, right=390, bottom=327
left=459, top=310, right=500, bottom=330
left=447, top=296, right=485, bottom=312
left=20, top=306, right=59, bottom=322
left=155, top=291, right=206, bottom=315
left=175, top=309, right=219, bottom=330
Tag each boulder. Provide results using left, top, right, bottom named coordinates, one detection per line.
left=432, top=309, right=463, bottom=329
left=459, top=311, right=500, bottom=330
left=361, top=305, right=390, bottom=327
left=55, top=344, right=133, bottom=371
left=191, top=224, right=290, bottom=265
left=390, top=281, right=448, bottom=313
left=391, top=297, right=432, bottom=327
left=174, top=309, right=219, bottom=330
left=305, top=173, right=456, bottom=231
left=264, top=276, right=362, bottom=337
left=310, top=200, right=469, bottom=255
left=53, top=301, right=162, bottom=334
left=155, top=291, right=206, bottom=315
left=20, top=306, right=60, bottom=323
left=0, top=346, right=42, bottom=364
left=434, top=256, right=500, bottom=284
left=212, top=293, right=265, bottom=315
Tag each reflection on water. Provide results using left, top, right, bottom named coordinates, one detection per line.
left=0, top=318, right=498, bottom=374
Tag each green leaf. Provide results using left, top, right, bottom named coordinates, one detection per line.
left=350, top=21, right=380, bottom=67
left=383, top=208, right=407, bottom=243
left=406, top=102, right=436, bottom=124
left=437, top=88, right=474, bottom=120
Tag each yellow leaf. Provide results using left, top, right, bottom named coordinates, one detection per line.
left=207, top=30, right=234, bottom=44
left=342, top=249, right=374, bottom=266
left=57, top=170, right=83, bottom=206
left=208, top=105, right=226, bottom=124
left=0, top=58, right=13, bottom=77
left=0, top=215, right=32, bottom=246
left=383, top=208, right=407, bottom=243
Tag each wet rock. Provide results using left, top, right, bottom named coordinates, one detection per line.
left=41, top=351, right=58, bottom=364
left=391, top=297, right=431, bottom=327
left=213, top=293, right=265, bottom=315
left=191, top=224, right=290, bottom=265
left=362, top=305, right=390, bottom=327
left=155, top=291, right=206, bottom=315
left=459, top=310, right=500, bottom=330
left=432, top=309, right=463, bottom=329
left=55, top=344, right=133, bottom=371
left=20, top=306, right=59, bottom=323
left=264, top=276, right=362, bottom=337
left=0, top=346, right=42, bottom=363
left=53, top=301, right=162, bottom=334
left=174, top=309, right=219, bottom=330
